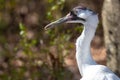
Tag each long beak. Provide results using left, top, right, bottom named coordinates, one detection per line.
left=44, top=13, right=85, bottom=30
left=44, top=14, right=72, bottom=30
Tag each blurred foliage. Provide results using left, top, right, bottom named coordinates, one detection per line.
left=0, top=0, right=103, bottom=80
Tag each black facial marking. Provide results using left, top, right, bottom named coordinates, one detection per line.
left=70, top=10, right=86, bottom=22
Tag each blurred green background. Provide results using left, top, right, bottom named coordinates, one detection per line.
left=0, top=0, right=105, bottom=80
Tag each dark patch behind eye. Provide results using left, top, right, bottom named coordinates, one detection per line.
left=70, top=12, right=86, bottom=22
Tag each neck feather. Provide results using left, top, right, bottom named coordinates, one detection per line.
left=75, top=24, right=97, bottom=76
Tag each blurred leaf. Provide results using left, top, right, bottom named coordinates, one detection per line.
left=19, top=23, right=26, bottom=31
left=20, top=31, right=25, bottom=36
left=51, top=5, right=58, bottom=11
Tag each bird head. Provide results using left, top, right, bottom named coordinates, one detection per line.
left=45, top=6, right=99, bottom=30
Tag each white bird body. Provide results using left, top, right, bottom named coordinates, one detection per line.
left=45, top=6, right=120, bottom=80
left=80, top=65, right=119, bottom=80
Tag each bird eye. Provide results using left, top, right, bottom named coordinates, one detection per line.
left=75, top=10, right=79, bottom=14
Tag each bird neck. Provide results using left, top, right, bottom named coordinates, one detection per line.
left=75, top=24, right=97, bottom=76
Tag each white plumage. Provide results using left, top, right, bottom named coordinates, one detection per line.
left=45, top=6, right=120, bottom=80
